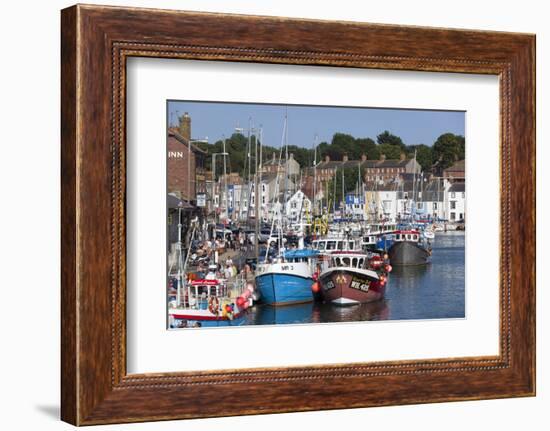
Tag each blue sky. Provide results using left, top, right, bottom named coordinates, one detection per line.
left=168, top=101, right=465, bottom=148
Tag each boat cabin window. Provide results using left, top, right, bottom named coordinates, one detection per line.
left=327, top=241, right=336, bottom=250
left=342, top=257, right=351, bottom=266
left=349, top=241, right=355, bottom=249
left=352, top=257, right=358, bottom=267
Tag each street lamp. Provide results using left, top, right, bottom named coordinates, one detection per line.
left=187, top=138, right=208, bottom=204
left=212, top=152, right=228, bottom=227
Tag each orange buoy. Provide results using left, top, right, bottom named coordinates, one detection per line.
left=311, top=282, right=320, bottom=293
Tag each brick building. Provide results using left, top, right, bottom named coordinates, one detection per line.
left=167, top=113, right=206, bottom=204
left=443, top=159, right=465, bottom=181
left=262, top=152, right=300, bottom=177
left=309, top=153, right=421, bottom=200
left=362, top=153, right=421, bottom=182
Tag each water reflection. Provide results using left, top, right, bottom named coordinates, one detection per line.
left=314, top=300, right=389, bottom=322
left=245, top=302, right=315, bottom=326
left=241, top=232, right=465, bottom=326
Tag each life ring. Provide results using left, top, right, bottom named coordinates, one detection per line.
left=208, top=296, right=220, bottom=315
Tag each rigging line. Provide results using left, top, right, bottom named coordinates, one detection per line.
left=265, top=115, right=288, bottom=262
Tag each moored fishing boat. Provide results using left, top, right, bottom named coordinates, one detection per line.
left=167, top=209, right=255, bottom=328
left=388, top=229, right=431, bottom=265
left=168, top=277, right=254, bottom=328
left=318, top=252, right=391, bottom=305
left=255, top=249, right=319, bottom=305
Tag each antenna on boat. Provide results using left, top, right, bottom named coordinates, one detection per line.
left=313, top=133, right=318, bottom=216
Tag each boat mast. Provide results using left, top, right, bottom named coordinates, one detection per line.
left=283, top=108, right=289, bottom=206
left=223, top=136, right=227, bottom=223
left=341, top=167, right=345, bottom=217
left=411, top=149, right=417, bottom=220
left=313, top=134, right=318, bottom=216
left=437, top=176, right=441, bottom=220
left=254, top=121, right=260, bottom=258
left=333, top=168, right=337, bottom=215
left=265, top=115, right=287, bottom=261
left=247, top=117, right=252, bottom=223
left=176, top=208, right=183, bottom=306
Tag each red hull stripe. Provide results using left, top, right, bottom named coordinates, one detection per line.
left=170, top=312, right=243, bottom=321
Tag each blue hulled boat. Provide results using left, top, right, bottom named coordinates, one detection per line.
left=255, top=249, right=319, bottom=306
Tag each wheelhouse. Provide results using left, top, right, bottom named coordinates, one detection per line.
left=393, top=230, right=420, bottom=243
left=312, top=238, right=361, bottom=252
left=327, top=253, right=368, bottom=270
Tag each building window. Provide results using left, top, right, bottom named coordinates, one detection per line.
left=433, top=202, right=438, bottom=210
left=450, top=201, right=456, bottom=210
left=451, top=192, right=456, bottom=198
left=462, top=192, right=465, bottom=198
left=450, top=212, right=456, bottom=220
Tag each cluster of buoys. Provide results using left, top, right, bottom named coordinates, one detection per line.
left=379, top=275, right=387, bottom=287
left=235, top=283, right=256, bottom=312
left=370, top=255, right=383, bottom=269
left=385, top=264, right=393, bottom=273
left=222, top=302, right=235, bottom=320
left=310, top=271, right=321, bottom=293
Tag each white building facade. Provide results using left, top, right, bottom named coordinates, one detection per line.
left=285, top=190, right=312, bottom=223
left=446, top=182, right=466, bottom=222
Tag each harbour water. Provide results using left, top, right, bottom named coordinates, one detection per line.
left=243, top=232, right=465, bottom=326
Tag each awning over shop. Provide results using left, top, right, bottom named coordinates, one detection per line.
left=167, top=194, right=195, bottom=210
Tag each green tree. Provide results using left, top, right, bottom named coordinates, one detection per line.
left=376, top=130, right=405, bottom=150
left=355, top=138, right=380, bottom=160
left=286, top=145, right=314, bottom=169
left=407, top=144, right=433, bottom=172
left=378, top=143, right=402, bottom=159
left=317, top=141, right=329, bottom=157
left=331, top=133, right=356, bottom=156
left=432, top=133, right=465, bottom=169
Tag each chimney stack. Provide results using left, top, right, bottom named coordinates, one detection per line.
left=343, top=154, right=349, bottom=162
left=325, top=155, right=330, bottom=162
left=361, top=154, right=367, bottom=162
left=400, top=152, right=406, bottom=161
left=179, top=112, right=191, bottom=141
left=380, top=154, right=386, bottom=161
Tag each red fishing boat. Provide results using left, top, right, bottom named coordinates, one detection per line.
left=168, top=277, right=254, bottom=328
left=318, top=253, right=391, bottom=305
